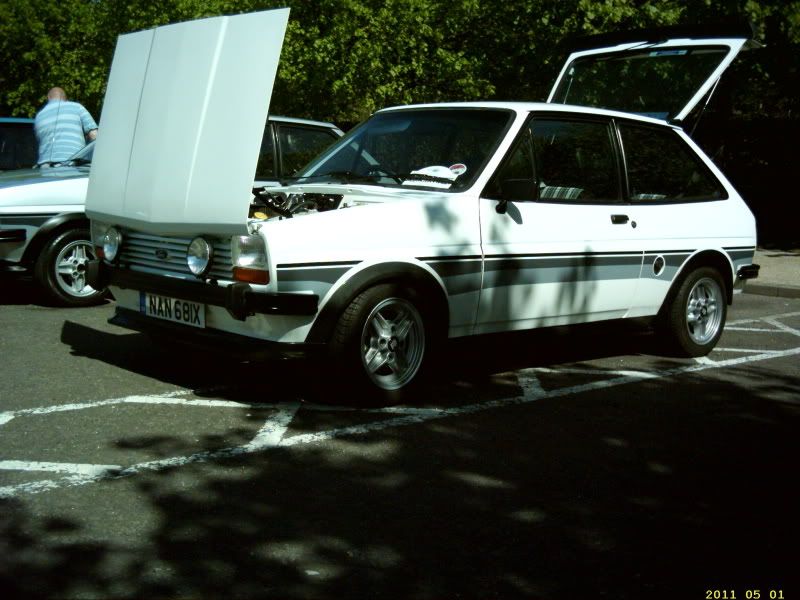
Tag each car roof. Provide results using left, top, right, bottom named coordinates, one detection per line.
left=0, top=117, right=34, bottom=124
left=269, top=115, right=341, bottom=131
left=377, top=101, right=676, bottom=128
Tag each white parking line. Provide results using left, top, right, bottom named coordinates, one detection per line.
left=0, top=391, right=282, bottom=426
left=727, top=311, right=800, bottom=326
left=0, top=460, right=121, bottom=477
left=694, top=356, right=716, bottom=365
left=244, top=404, right=300, bottom=450
left=715, top=347, right=783, bottom=354
left=724, top=327, right=789, bottom=333
left=763, top=317, right=800, bottom=337
left=3, top=343, right=799, bottom=499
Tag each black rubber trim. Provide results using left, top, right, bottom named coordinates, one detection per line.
left=0, top=229, right=26, bottom=242
left=565, top=21, right=753, bottom=52
left=88, top=260, right=318, bottom=320
left=737, top=264, right=760, bottom=280
left=20, top=212, right=88, bottom=266
left=306, top=261, right=449, bottom=344
left=110, top=308, right=324, bottom=360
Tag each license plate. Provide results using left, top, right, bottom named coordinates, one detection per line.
left=140, top=292, right=205, bottom=328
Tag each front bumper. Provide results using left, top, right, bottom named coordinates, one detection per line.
left=87, top=260, right=318, bottom=321
left=110, top=307, right=324, bottom=360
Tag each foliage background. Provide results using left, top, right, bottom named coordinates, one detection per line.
left=1, top=0, right=797, bottom=125
left=1, top=0, right=798, bottom=241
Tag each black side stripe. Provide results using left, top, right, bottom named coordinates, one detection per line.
left=277, top=260, right=361, bottom=269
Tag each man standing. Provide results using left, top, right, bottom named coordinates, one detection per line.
left=34, top=87, right=98, bottom=167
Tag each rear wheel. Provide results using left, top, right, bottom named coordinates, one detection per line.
left=34, top=228, right=106, bottom=307
left=663, top=266, right=727, bottom=357
left=328, top=283, right=431, bottom=405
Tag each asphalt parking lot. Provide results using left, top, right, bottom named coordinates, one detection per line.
left=1, top=277, right=798, bottom=599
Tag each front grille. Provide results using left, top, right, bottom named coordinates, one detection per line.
left=118, top=229, right=233, bottom=280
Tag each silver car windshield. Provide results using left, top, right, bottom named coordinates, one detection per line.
left=293, top=108, right=513, bottom=191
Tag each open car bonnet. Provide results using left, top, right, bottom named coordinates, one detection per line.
left=86, top=9, right=289, bottom=235
left=547, top=23, right=755, bottom=124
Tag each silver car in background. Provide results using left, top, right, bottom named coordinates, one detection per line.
left=0, top=116, right=342, bottom=306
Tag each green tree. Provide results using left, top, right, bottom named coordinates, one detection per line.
left=1, top=0, right=797, bottom=124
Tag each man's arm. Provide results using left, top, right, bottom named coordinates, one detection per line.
left=78, top=103, right=98, bottom=140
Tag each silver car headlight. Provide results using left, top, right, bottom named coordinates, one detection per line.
left=187, top=236, right=213, bottom=276
left=102, top=227, right=122, bottom=262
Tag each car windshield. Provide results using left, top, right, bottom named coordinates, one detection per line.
left=551, top=46, right=729, bottom=120
left=294, top=108, right=513, bottom=190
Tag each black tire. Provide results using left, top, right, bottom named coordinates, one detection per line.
left=34, top=228, right=106, bottom=307
left=326, top=282, right=433, bottom=406
left=662, top=266, right=727, bottom=357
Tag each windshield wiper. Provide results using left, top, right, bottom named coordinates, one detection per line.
left=398, top=172, right=457, bottom=185
left=279, top=171, right=387, bottom=186
left=66, top=157, right=92, bottom=166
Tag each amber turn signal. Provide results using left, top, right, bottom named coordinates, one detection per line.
left=233, top=267, right=269, bottom=284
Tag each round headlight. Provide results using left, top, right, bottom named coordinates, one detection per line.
left=187, top=237, right=213, bottom=276
left=102, top=227, right=122, bottom=262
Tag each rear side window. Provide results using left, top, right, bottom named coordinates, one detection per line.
left=619, top=123, right=727, bottom=202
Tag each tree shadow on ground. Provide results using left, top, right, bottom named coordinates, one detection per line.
left=5, top=328, right=799, bottom=598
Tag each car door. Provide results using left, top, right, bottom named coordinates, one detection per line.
left=476, top=114, right=643, bottom=334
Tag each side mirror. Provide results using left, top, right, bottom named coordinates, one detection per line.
left=495, top=198, right=508, bottom=214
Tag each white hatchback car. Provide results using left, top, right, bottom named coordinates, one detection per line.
left=86, top=11, right=760, bottom=403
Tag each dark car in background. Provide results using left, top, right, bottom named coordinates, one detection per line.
left=0, top=117, right=36, bottom=171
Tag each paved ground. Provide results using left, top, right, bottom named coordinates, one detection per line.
left=1, top=278, right=798, bottom=599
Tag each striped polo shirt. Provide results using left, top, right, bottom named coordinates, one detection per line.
left=34, top=100, right=98, bottom=164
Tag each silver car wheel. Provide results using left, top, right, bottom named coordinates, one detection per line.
left=360, top=297, right=426, bottom=391
left=685, top=276, right=723, bottom=345
left=54, top=239, right=98, bottom=298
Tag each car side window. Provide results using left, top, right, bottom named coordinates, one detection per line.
left=0, top=123, right=37, bottom=170
left=255, top=124, right=276, bottom=180
left=619, top=122, right=727, bottom=202
left=484, top=129, right=536, bottom=201
left=278, top=125, right=339, bottom=176
left=531, top=118, right=621, bottom=203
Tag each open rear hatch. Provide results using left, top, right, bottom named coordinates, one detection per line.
left=86, top=9, right=289, bottom=235
left=547, top=23, right=756, bottom=124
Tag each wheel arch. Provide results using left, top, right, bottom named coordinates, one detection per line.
left=658, top=249, right=734, bottom=318
left=306, top=260, right=450, bottom=344
left=20, top=212, right=89, bottom=266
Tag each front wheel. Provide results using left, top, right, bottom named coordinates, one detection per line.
left=34, top=228, right=106, bottom=307
left=328, top=283, right=431, bottom=405
left=663, top=267, right=727, bottom=357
